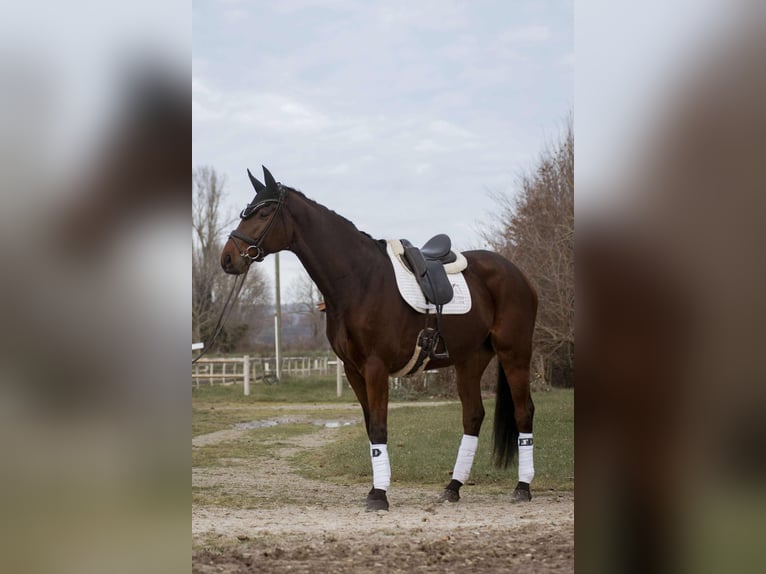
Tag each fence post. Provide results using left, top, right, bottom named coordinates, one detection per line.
left=243, top=355, right=250, bottom=396
left=275, top=315, right=282, bottom=381
left=336, top=356, right=343, bottom=398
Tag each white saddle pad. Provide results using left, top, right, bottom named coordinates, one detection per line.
left=386, top=240, right=472, bottom=315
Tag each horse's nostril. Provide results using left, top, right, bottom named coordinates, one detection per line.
left=224, top=253, right=232, bottom=266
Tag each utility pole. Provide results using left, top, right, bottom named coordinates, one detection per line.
left=274, top=252, right=282, bottom=381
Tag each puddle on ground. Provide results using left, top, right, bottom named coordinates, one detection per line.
left=234, top=418, right=357, bottom=430
left=234, top=418, right=295, bottom=430
left=314, top=420, right=356, bottom=428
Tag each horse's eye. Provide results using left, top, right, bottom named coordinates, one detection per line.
left=259, top=210, right=271, bottom=219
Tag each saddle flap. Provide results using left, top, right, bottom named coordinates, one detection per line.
left=402, top=243, right=428, bottom=277
left=424, top=260, right=454, bottom=305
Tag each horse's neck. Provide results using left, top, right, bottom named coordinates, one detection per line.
left=287, top=194, right=381, bottom=306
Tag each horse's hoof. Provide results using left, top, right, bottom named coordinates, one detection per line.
left=511, top=488, right=532, bottom=502
left=438, top=488, right=460, bottom=503
left=366, top=488, right=389, bottom=512
left=439, top=479, right=462, bottom=502
left=511, top=482, right=532, bottom=503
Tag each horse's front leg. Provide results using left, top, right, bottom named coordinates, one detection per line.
left=361, top=357, right=391, bottom=512
left=343, top=364, right=370, bottom=432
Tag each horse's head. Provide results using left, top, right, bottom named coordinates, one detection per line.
left=221, top=166, right=291, bottom=274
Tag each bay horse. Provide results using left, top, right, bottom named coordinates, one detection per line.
left=221, top=166, right=538, bottom=511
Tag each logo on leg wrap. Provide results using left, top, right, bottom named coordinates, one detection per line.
left=518, top=437, right=533, bottom=447
left=372, top=448, right=382, bottom=457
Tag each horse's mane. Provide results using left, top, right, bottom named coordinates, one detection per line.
left=285, top=186, right=387, bottom=253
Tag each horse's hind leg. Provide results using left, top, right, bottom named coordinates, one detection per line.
left=440, top=349, right=493, bottom=502
left=495, top=347, right=536, bottom=502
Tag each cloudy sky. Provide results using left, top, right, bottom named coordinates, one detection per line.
left=193, top=0, right=572, bottom=300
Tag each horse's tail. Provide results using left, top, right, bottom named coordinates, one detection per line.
left=492, top=363, right=519, bottom=468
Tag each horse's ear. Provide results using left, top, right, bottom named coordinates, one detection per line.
left=247, top=168, right=266, bottom=193
left=262, top=165, right=278, bottom=191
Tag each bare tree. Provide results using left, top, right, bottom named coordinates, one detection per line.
left=226, top=270, right=271, bottom=352
left=287, top=270, right=327, bottom=350
left=192, top=167, right=226, bottom=342
left=482, top=115, right=574, bottom=386
left=192, top=166, right=271, bottom=351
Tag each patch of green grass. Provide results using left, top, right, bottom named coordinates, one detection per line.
left=193, top=421, right=328, bottom=509
left=193, top=424, right=317, bottom=468
left=192, top=406, right=260, bottom=437
left=192, top=486, right=261, bottom=510
left=193, top=376, right=358, bottom=404
left=193, top=400, right=362, bottom=438
left=191, top=484, right=310, bottom=510
left=192, top=376, right=364, bottom=437
left=294, top=389, right=573, bottom=491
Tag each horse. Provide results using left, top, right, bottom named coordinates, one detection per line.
left=221, top=166, right=538, bottom=511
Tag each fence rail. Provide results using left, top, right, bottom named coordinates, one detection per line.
left=192, top=354, right=460, bottom=399
left=192, top=355, right=335, bottom=387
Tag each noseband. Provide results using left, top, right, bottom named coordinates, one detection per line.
left=229, top=185, right=286, bottom=263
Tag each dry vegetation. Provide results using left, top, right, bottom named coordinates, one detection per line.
left=482, top=116, right=574, bottom=387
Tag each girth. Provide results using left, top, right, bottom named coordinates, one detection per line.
left=391, top=327, right=447, bottom=377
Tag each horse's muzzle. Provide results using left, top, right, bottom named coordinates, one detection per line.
left=221, top=248, right=249, bottom=275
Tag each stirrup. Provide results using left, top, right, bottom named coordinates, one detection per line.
left=431, top=331, right=449, bottom=361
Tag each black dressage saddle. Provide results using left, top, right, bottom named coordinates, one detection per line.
left=397, top=234, right=460, bottom=363
left=400, top=234, right=456, bottom=306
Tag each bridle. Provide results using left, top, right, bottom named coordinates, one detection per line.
left=228, top=184, right=287, bottom=264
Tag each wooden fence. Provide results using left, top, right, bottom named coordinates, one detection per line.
left=192, top=355, right=335, bottom=387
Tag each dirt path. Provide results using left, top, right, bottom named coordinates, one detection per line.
left=192, top=406, right=574, bottom=573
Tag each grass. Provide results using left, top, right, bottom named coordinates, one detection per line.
left=192, top=376, right=357, bottom=404
left=191, top=375, right=452, bottom=405
left=192, top=379, right=573, bottom=503
left=192, top=422, right=327, bottom=509
left=192, top=376, right=361, bottom=437
left=192, top=424, right=318, bottom=468
left=294, top=388, right=573, bottom=491
left=193, top=405, right=259, bottom=437
left=191, top=486, right=306, bottom=510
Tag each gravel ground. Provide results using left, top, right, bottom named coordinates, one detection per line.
left=192, top=408, right=574, bottom=573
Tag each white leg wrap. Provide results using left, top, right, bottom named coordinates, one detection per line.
left=518, top=432, right=534, bottom=483
left=451, top=434, right=479, bottom=484
left=370, top=443, right=390, bottom=491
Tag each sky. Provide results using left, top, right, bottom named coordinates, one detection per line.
left=193, top=0, right=573, bottom=301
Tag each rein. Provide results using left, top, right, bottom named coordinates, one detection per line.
left=192, top=265, right=250, bottom=364
left=192, top=185, right=286, bottom=364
